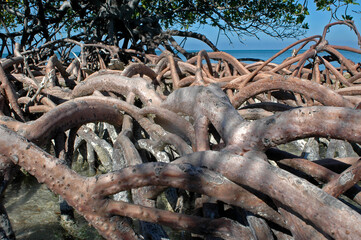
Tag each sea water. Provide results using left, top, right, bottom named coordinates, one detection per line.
left=2, top=49, right=360, bottom=65
left=185, top=49, right=361, bottom=65
left=223, top=49, right=361, bottom=64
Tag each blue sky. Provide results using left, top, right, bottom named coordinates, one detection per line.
left=179, top=2, right=361, bottom=50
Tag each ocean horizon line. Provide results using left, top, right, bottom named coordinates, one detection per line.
left=2, top=49, right=359, bottom=64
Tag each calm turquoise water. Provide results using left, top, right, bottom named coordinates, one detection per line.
left=2, top=49, right=360, bottom=65
left=222, top=49, right=361, bottom=64
left=155, top=49, right=360, bottom=65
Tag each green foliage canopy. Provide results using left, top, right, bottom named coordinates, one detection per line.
left=0, top=0, right=358, bottom=53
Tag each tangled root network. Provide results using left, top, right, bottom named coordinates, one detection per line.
left=0, top=21, right=361, bottom=239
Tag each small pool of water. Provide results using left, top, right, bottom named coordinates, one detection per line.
left=3, top=173, right=101, bottom=239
